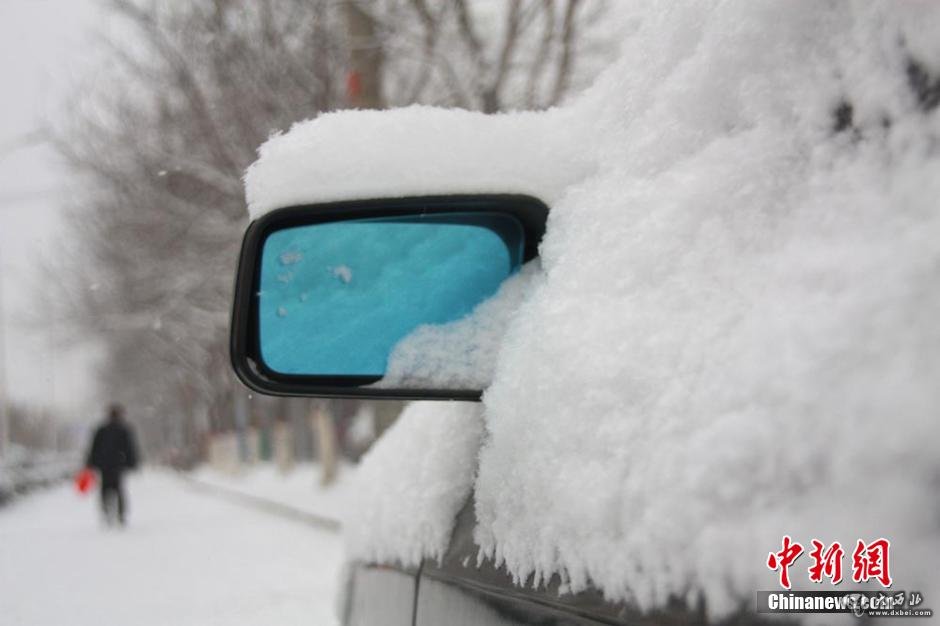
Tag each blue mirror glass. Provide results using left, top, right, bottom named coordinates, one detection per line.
left=257, top=212, right=524, bottom=379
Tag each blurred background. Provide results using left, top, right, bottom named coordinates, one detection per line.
left=0, top=0, right=623, bottom=477
left=0, top=1, right=620, bottom=623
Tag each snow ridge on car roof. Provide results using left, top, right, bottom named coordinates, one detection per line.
left=245, top=105, right=591, bottom=217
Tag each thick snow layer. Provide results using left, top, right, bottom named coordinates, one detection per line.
left=343, top=401, right=483, bottom=566
left=245, top=105, right=591, bottom=217
left=246, top=1, right=940, bottom=618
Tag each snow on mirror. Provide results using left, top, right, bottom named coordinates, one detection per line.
left=256, top=212, right=524, bottom=390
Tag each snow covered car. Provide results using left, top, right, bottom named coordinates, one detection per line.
left=231, top=4, right=939, bottom=624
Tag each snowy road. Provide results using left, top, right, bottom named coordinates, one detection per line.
left=0, top=471, right=343, bottom=626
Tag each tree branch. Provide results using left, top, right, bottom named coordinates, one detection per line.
left=550, top=0, right=581, bottom=105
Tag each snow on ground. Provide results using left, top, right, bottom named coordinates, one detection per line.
left=192, top=461, right=353, bottom=522
left=0, top=471, right=343, bottom=626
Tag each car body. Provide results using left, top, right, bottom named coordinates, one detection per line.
left=232, top=4, right=940, bottom=623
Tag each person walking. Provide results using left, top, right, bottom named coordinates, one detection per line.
left=85, top=404, right=139, bottom=526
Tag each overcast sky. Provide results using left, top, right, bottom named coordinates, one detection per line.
left=0, top=0, right=111, bottom=421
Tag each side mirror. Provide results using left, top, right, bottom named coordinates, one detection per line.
left=230, top=195, right=548, bottom=400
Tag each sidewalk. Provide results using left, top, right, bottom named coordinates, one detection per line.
left=0, top=469, right=344, bottom=626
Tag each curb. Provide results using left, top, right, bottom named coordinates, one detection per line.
left=179, top=473, right=342, bottom=532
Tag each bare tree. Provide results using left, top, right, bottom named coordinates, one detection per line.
left=369, top=0, right=608, bottom=111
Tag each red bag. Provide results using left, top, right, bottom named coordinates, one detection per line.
left=75, top=468, right=96, bottom=494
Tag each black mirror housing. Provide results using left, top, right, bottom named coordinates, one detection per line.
left=230, top=194, right=548, bottom=400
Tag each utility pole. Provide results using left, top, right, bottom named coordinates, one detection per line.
left=45, top=307, right=57, bottom=451
left=0, top=252, right=9, bottom=458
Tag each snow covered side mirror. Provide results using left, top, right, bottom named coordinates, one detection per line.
left=230, top=195, right=547, bottom=400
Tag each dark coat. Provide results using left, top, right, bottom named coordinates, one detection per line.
left=86, top=421, right=139, bottom=474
